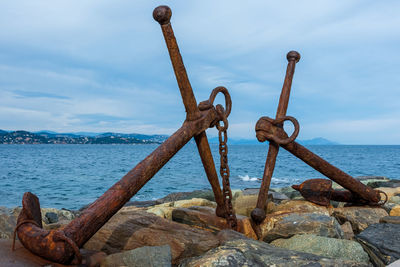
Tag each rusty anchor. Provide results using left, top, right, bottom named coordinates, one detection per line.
left=251, top=51, right=387, bottom=224
left=13, top=6, right=237, bottom=264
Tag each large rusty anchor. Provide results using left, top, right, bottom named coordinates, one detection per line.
left=251, top=51, right=387, bottom=224
left=13, top=6, right=237, bottom=264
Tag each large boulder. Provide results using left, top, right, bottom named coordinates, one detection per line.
left=270, top=234, right=370, bottom=263
left=333, top=206, right=389, bottom=234
left=100, top=245, right=171, bottom=267
left=0, top=207, right=20, bottom=239
left=270, top=199, right=331, bottom=215
left=180, top=238, right=370, bottom=267
left=84, top=207, right=219, bottom=264
left=356, top=223, right=400, bottom=266
left=171, top=206, right=257, bottom=239
left=232, top=194, right=275, bottom=217
left=156, top=190, right=215, bottom=203
left=380, top=216, right=400, bottom=224
left=367, top=179, right=400, bottom=189
left=260, top=212, right=344, bottom=242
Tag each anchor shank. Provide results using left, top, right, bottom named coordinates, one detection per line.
left=252, top=51, right=300, bottom=224
left=282, top=141, right=380, bottom=203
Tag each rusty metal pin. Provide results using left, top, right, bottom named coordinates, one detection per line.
left=251, top=51, right=301, bottom=224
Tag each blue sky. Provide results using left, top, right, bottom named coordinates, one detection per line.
left=0, top=1, right=399, bottom=144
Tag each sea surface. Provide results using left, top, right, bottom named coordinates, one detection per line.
left=1, top=144, right=399, bottom=210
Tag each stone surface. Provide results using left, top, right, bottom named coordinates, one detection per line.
left=147, top=206, right=175, bottom=220
left=356, top=223, right=400, bottom=266
left=341, top=221, right=355, bottom=240
left=356, top=176, right=389, bottom=181
left=390, top=205, right=400, bottom=216
left=180, top=238, right=370, bottom=267
left=44, top=211, right=58, bottom=224
left=367, top=179, right=400, bottom=189
left=171, top=206, right=257, bottom=239
left=333, top=206, right=388, bottom=234
left=260, top=212, right=344, bottom=242
left=84, top=208, right=219, bottom=264
left=389, top=195, right=400, bottom=205
left=380, top=216, right=400, bottom=224
left=271, top=234, right=369, bottom=263
left=376, top=187, right=400, bottom=199
left=0, top=206, right=19, bottom=239
left=157, top=190, right=215, bottom=203
left=273, top=186, right=302, bottom=199
left=100, top=245, right=171, bottom=267
left=0, top=239, right=105, bottom=267
left=270, top=199, right=331, bottom=215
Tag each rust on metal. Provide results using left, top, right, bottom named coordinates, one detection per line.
left=14, top=5, right=236, bottom=264
left=252, top=52, right=383, bottom=223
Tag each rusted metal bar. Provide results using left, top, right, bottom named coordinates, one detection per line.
left=154, top=5, right=227, bottom=217
left=251, top=51, right=301, bottom=224
left=15, top=5, right=231, bottom=264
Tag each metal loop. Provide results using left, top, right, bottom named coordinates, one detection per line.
left=271, top=116, right=300, bottom=145
left=376, top=190, right=388, bottom=206
left=205, top=86, right=232, bottom=118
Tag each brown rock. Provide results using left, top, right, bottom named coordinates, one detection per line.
left=232, top=194, right=275, bottom=217
left=271, top=200, right=331, bottom=215
left=390, top=205, right=400, bottom=216
left=376, top=187, right=400, bottom=199
left=171, top=206, right=257, bottom=239
left=84, top=208, right=219, bottom=264
left=340, top=221, right=354, bottom=240
left=333, top=206, right=389, bottom=234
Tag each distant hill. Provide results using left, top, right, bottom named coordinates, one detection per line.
left=0, top=130, right=168, bottom=144
left=298, top=137, right=340, bottom=145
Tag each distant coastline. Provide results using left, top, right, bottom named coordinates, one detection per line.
left=0, top=130, right=168, bottom=144
left=0, top=129, right=340, bottom=145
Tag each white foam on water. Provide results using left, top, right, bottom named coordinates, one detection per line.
left=238, top=174, right=260, bottom=182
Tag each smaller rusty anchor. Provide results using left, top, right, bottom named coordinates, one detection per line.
left=251, top=51, right=386, bottom=224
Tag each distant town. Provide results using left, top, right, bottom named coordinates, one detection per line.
left=0, top=130, right=168, bottom=144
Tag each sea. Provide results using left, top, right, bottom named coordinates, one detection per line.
left=1, top=144, right=399, bottom=210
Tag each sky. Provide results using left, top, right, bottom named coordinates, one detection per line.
left=0, top=1, right=399, bottom=144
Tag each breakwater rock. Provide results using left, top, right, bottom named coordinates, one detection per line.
left=1, top=176, right=400, bottom=266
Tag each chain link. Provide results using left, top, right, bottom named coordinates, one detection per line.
left=216, top=110, right=238, bottom=230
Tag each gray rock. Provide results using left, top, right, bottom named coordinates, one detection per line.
left=124, top=200, right=159, bottom=208
left=273, top=186, right=302, bottom=199
left=101, top=245, right=171, bottom=267
left=180, top=238, right=371, bottom=267
left=0, top=207, right=20, bottom=239
left=44, top=212, right=58, bottom=224
left=356, top=176, right=389, bottom=181
left=271, top=234, right=370, bottom=263
left=242, top=188, right=260, bottom=195
left=157, top=190, right=215, bottom=203
left=261, top=212, right=344, bottom=242
left=367, top=179, right=400, bottom=189
left=356, top=223, right=400, bottom=266
left=379, top=216, right=400, bottom=224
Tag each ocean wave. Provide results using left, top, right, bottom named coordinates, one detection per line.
left=238, top=174, right=260, bottom=181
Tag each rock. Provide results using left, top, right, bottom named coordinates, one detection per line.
left=260, top=212, right=344, bottom=242
left=341, top=221, right=355, bottom=240
left=389, top=195, right=400, bottom=204
left=44, top=212, right=58, bottom=224
left=172, top=198, right=216, bottom=208
left=390, top=205, right=400, bottom=216
left=232, top=194, right=275, bottom=217
left=100, top=245, right=171, bottom=267
left=270, top=234, right=370, bottom=263
left=268, top=191, right=290, bottom=203
left=0, top=239, right=105, bottom=267
left=171, top=206, right=257, bottom=239
left=273, top=186, right=302, bottom=199
left=124, top=200, right=159, bottom=208
left=376, top=187, right=400, bottom=199
left=242, top=188, right=260, bottom=195
left=333, top=206, right=388, bottom=234
left=147, top=206, right=175, bottom=220
left=43, top=219, right=71, bottom=230
left=383, top=202, right=397, bottom=214
left=0, top=207, right=20, bottom=239
left=356, top=176, right=389, bottom=181
left=367, top=179, right=400, bottom=189
left=157, top=190, right=215, bottom=203
left=356, top=223, right=400, bottom=266
left=271, top=199, right=331, bottom=215
left=180, top=238, right=371, bottom=267
left=380, top=216, right=400, bottom=224
left=40, top=208, right=75, bottom=222
left=84, top=208, right=219, bottom=264
left=216, top=229, right=250, bottom=244
left=388, top=259, right=400, bottom=266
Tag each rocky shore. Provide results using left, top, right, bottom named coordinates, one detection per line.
left=1, top=176, right=400, bottom=266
